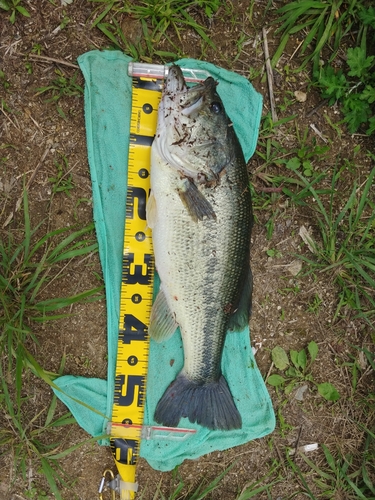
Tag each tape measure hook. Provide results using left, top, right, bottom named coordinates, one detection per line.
left=98, top=469, right=116, bottom=500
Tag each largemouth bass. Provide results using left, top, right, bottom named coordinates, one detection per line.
left=147, top=65, right=253, bottom=430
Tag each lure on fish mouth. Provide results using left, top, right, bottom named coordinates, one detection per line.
left=147, top=65, right=253, bottom=430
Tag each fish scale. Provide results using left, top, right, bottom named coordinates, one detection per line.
left=157, top=172, right=250, bottom=383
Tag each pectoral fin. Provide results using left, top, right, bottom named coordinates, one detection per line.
left=149, top=288, right=178, bottom=342
left=178, top=178, right=216, bottom=222
left=227, top=266, right=253, bottom=332
left=146, top=192, right=157, bottom=229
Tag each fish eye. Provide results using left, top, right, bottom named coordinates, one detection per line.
left=210, top=101, right=222, bottom=114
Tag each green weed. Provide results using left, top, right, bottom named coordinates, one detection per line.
left=138, top=460, right=282, bottom=499
left=264, top=209, right=281, bottom=239
left=1, top=366, right=105, bottom=500
left=0, top=69, right=11, bottom=90
left=89, top=0, right=220, bottom=60
left=267, top=342, right=340, bottom=401
left=277, top=399, right=294, bottom=438
left=272, top=0, right=371, bottom=71
left=24, top=61, right=33, bottom=74
left=289, top=432, right=375, bottom=499
left=287, top=163, right=375, bottom=322
left=291, top=126, right=330, bottom=177
left=255, top=117, right=329, bottom=182
left=307, top=293, right=323, bottom=314
left=0, top=192, right=101, bottom=370
left=338, top=345, right=375, bottom=394
left=272, top=1, right=375, bottom=134
left=24, top=486, right=49, bottom=499
left=31, top=43, right=43, bottom=55
left=0, top=188, right=103, bottom=495
left=275, top=88, right=301, bottom=113
left=0, top=0, right=30, bottom=23
left=318, top=44, right=375, bottom=133
left=278, top=283, right=301, bottom=296
left=253, top=113, right=298, bottom=192
left=266, top=248, right=282, bottom=258
left=253, top=117, right=332, bottom=218
left=35, top=69, right=83, bottom=119
left=73, top=197, right=93, bottom=221
left=49, top=153, right=75, bottom=197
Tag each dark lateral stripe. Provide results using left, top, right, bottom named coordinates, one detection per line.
left=129, top=134, right=154, bottom=146
left=132, top=78, right=163, bottom=91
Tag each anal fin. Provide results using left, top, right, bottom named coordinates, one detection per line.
left=149, top=288, right=178, bottom=342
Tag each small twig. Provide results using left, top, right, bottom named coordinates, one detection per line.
left=3, top=39, right=22, bottom=56
left=25, top=146, right=51, bottom=192
left=2, top=145, right=51, bottom=228
left=356, top=364, right=373, bottom=389
left=274, top=441, right=288, bottom=477
left=326, top=342, right=338, bottom=356
left=309, top=123, right=328, bottom=143
left=289, top=39, right=304, bottom=62
left=306, top=99, right=327, bottom=118
left=293, top=425, right=303, bottom=462
left=24, top=108, right=42, bottom=131
left=262, top=27, right=278, bottom=123
left=23, top=53, right=79, bottom=69
left=0, top=105, right=20, bottom=131
left=265, top=361, right=274, bottom=381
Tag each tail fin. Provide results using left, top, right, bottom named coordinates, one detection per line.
left=154, top=373, right=242, bottom=430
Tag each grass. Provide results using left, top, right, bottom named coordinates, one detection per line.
left=1, top=0, right=374, bottom=497
left=0, top=188, right=103, bottom=498
left=0, top=0, right=30, bottom=23
left=251, top=115, right=332, bottom=226
left=251, top=93, right=375, bottom=499
left=48, top=153, right=75, bottom=197
left=35, top=69, right=83, bottom=119
left=138, top=461, right=283, bottom=499
left=268, top=347, right=375, bottom=499
left=272, top=0, right=369, bottom=71
left=89, top=0, right=222, bottom=60
left=288, top=428, right=375, bottom=499
left=271, top=0, right=375, bottom=135
left=1, top=358, right=103, bottom=500
left=150, top=419, right=375, bottom=499
left=253, top=111, right=375, bottom=322
left=286, top=162, right=375, bottom=322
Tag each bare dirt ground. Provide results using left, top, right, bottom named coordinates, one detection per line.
left=1, top=1, right=374, bottom=499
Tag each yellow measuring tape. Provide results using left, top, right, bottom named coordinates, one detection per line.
left=102, top=64, right=207, bottom=499
left=108, top=76, right=162, bottom=500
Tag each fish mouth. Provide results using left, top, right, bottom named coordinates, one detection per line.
left=165, top=66, right=217, bottom=116
left=165, top=65, right=187, bottom=94
left=180, top=96, right=203, bottom=116
left=179, top=78, right=217, bottom=116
